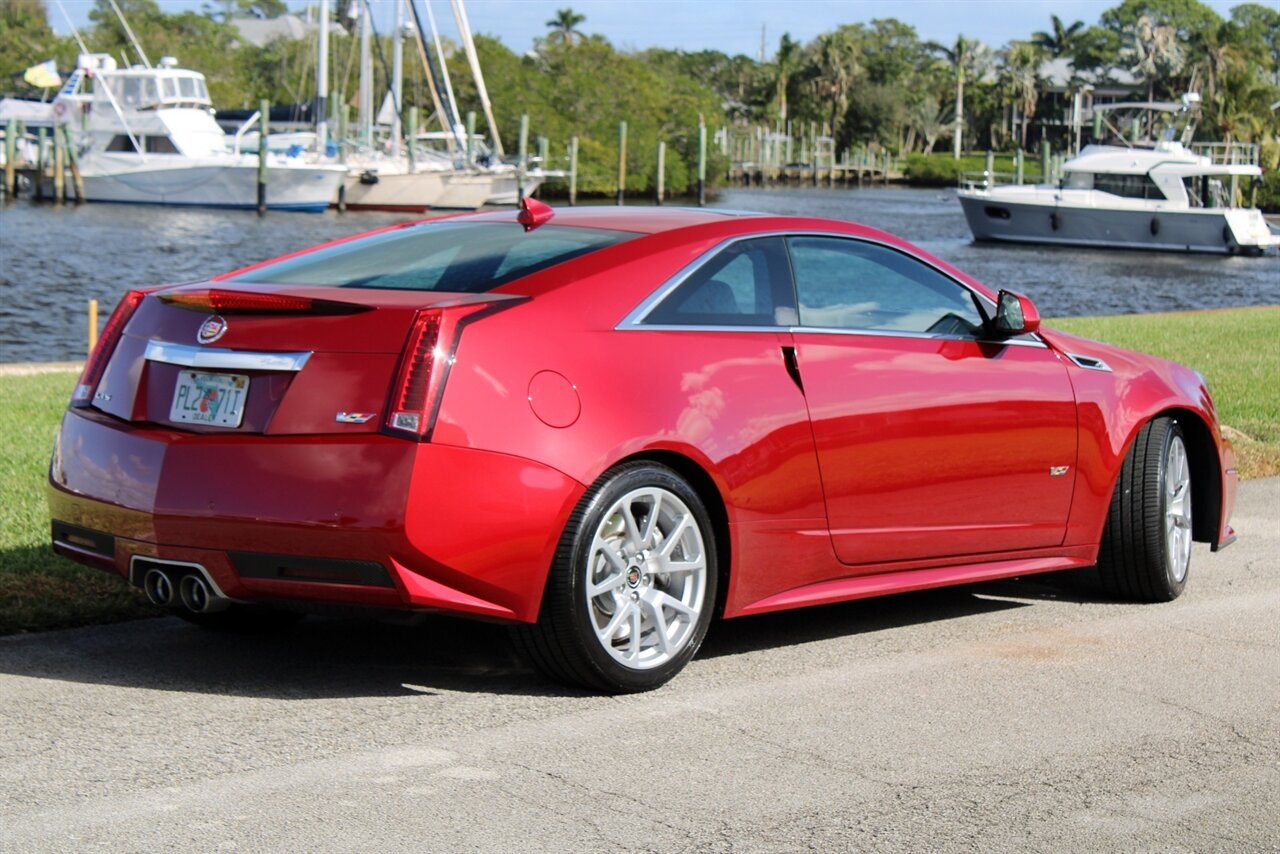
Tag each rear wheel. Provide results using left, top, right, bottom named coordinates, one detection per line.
left=1096, top=417, right=1193, bottom=602
left=512, top=462, right=717, bottom=693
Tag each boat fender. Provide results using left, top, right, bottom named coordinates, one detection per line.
left=1222, top=225, right=1232, bottom=244
left=359, top=170, right=379, bottom=186
left=1150, top=217, right=1160, bottom=236
left=1049, top=212, right=1059, bottom=231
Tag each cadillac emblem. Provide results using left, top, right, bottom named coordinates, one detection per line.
left=197, top=315, right=228, bottom=345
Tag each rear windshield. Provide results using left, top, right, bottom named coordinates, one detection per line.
left=228, top=222, right=638, bottom=292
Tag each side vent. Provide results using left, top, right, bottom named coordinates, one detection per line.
left=1066, top=353, right=1113, bottom=372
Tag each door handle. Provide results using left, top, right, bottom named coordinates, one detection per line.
left=782, top=345, right=804, bottom=393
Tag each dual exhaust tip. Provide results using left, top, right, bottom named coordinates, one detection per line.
left=143, top=567, right=230, bottom=614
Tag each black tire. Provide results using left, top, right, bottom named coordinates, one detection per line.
left=1096, top=417, right=1193, bottom=602
left=511, top=462, right=718, bottom=693
left=175, top=604, right=305, bottom=632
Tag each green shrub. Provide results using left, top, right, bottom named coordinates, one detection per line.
left=902, top=154, right=962, bottom=186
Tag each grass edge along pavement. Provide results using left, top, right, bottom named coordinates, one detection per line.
left=0, top=305, right=1276, bottom=635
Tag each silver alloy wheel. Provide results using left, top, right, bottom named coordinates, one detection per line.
left=1164, top=435, right=1192, bottom=584
left=584, top=486, right=708, bottom=670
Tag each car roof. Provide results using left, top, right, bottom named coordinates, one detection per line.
left=463, top=205, right=765, bottom=235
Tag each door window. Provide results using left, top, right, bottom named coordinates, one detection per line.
left=787, top=237, right=985, bottom=337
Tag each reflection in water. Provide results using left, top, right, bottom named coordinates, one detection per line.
left=2, top=188, right=1276, bottom=362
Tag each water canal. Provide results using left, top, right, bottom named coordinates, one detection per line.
left=2, top=186, right=1277, bottom=363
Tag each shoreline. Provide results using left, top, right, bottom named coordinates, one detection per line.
left=0, top=362, right=83, bottom=376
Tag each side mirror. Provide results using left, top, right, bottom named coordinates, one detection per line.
left=994, top=290, right=1041, bottom=336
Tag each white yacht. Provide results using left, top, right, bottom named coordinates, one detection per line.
left=55, top=54, right=346, bottom=212
left=958, top=100, right=1278, bottom=255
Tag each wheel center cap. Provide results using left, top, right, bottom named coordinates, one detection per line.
left=626, top=566, right=642, bottom=588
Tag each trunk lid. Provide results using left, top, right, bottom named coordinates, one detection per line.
left=91, top=283, right=504, bottom=436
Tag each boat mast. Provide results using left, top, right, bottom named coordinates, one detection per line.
left=424, top=1, right=461, bottom=137
left=107, top=0, right=151, bottom=68
left=405, top=0, right=459, bottom=152
left=359, top=0, right=372, bottom=148
left=316, top=0, right=329, bottom=151
left=52, top=0, right=90, bottom=56
left=450, top=0, right=503, bottom=156
left=391, top=0, right=403, bottom=158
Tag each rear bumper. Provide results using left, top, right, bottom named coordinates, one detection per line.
left=48, top=407, right=584, bottom=622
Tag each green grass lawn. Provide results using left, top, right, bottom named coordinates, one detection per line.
left=0, top=305, right=1275, bottom=636
left=0, top=371, right=157, bottom=635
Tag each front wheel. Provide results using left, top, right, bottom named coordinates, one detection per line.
left=512, top=462, right=717, bottom=693
left=1096, top=417, right=1193, bottom=602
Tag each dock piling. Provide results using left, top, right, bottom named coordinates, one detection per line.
left=568, top=136, right=578, bottom=206
left=465, top=110, right=476, bottom=168
left=697, top=120, right=706, bottom=207
left=88, top=299, right=99, bottom=356
left=406, top=106, right=418, bottom=172
left=616, top=120, right=627, bottom=205
left=63, top=125, right=85, bottom=202
left=257, top=99, right=269, bottom=215
left=3, top=118, right=15, bottom=198
left=655, top=140, right=665, bottom=205
left=517, top=114, right=529, bottom=201
left=34, top=128, right=46, bottom=200
left=53, top=124, right=65, bottom=204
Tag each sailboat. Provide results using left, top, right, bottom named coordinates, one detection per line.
left=333, top=0, right=533, bottom=211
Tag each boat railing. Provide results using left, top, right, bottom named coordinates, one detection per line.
left=1191, top=142, right=1259, bottom=167
left=958, top=170, right=1022, bottom=191
left=232, top=111, right=261, bottom=157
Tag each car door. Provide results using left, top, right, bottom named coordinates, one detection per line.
left=785, top=235, right=1078, bottom=566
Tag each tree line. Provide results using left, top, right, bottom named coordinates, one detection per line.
left=2, top=0, right=1278, bottom=195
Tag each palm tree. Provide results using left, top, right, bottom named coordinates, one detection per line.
left=929, top=35, right=991, bottom=159
left=806, top=30, right=860, bottom=134
left=545, top=7, right=585, bottom=46
left=907, top=96, right=945, bottom=154
left=773, top=33, right=801, bottom=123
left=1192, top=22, right=1243, bottom=106
left=1120, top=15, right=1185, bottom=138
left=1032, top=15, right=1084, bottom=58
left=1000, top=42, right=1043, bottom=148
left=1122, top=15, right=1185, bottom=105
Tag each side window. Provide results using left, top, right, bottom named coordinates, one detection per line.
left=787, top=237, right=985, bottom=336
left=645, top=237, right=793, bottom=327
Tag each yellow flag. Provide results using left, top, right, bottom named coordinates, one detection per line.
left=24, top=60, right=61, bottom=89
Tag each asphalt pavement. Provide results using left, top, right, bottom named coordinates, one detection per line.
left=1, top=479, right=1277, bottom=852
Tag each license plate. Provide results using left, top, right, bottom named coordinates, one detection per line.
left=170, top=371, right=249, bottom=427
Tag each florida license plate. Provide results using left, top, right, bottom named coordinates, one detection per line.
left=170, top=371, right=249, bottom=427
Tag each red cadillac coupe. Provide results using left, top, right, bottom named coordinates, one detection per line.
left=48, top=201, right=1237, bottom=692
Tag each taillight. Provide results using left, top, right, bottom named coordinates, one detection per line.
left=384, top=299, right=522, bottom=440
left=157, top=289, right=368, bottom=314
left=71, top=289, right=152, bottom=407
left=387, top=310, right=445, bottom=437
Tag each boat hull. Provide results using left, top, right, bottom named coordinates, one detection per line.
left=958, top=192, right=1277, bottom=255
left=337, top=169, right=494, bottom=211
left=80, top=162, right=344, bottom=212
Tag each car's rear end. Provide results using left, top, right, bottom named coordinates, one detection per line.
left=48, top=215, right=640, bottom=624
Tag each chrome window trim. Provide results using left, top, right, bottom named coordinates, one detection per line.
left=618, top=230, right=999, bottom=330
left=616, top=231, right=1050, bottom=347
left=791, top=326, right=1048, bottom=347
left=144, top=341, right=312, bottom=372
